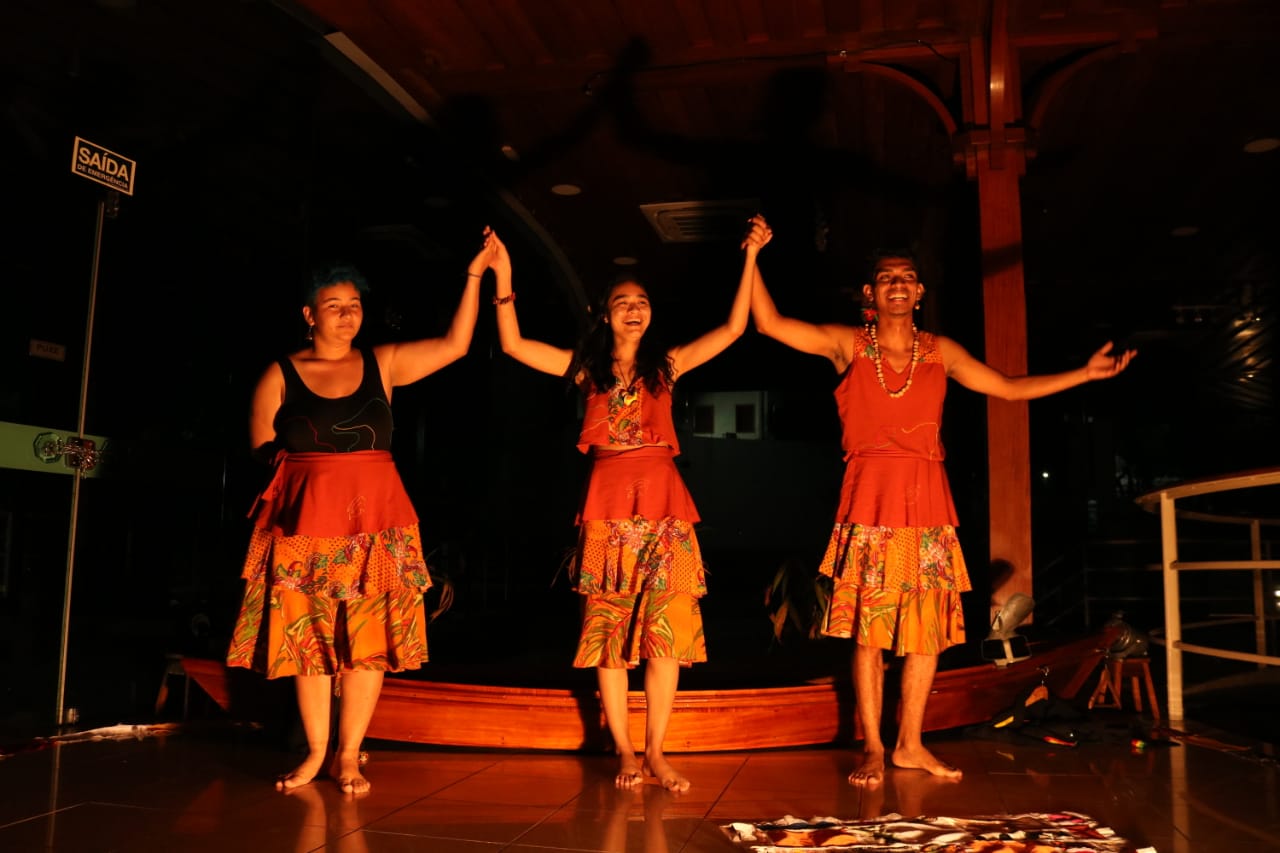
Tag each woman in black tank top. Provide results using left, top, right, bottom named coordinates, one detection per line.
left=273, top=349, right=394, bottom=453
left=227, top=227, right=506, bottom=794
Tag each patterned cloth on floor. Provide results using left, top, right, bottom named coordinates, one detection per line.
left=722, top=811, right=1155, bottom=852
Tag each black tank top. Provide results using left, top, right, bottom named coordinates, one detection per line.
left=274, top=349, right=394, bottom=453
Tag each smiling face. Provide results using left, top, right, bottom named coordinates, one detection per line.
left=302, top=281, right=364, bottom=343
left=603, top=281, right=652, bottom=341
left=862, top=256, right=923, bottom=320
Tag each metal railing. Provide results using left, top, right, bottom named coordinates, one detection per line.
left=1135, top=467, right=1280, bottom=720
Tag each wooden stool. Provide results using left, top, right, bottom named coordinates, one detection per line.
left=1088, top=656, right=1161, bottom=722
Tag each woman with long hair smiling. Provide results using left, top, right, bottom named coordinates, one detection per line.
left=489, top=217, right=771, bottom=792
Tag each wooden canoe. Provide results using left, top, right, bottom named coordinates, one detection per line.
left=181, top=629, right=1115, bottom=752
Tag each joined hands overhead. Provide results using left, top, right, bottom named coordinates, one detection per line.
left=741, top=214, right=772, bottom=252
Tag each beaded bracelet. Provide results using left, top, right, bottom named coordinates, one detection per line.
left=492, top=293, right=516, bottom=305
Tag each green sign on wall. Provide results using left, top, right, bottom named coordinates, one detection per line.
left=0, top=421, right=109, bottom=477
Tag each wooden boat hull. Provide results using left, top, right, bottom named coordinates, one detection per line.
left=182, top=630, right=1114, bottom=752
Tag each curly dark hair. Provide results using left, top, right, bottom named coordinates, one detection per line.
left=304, top=263, right=371, bottom=308
left=567, top=278, right=673, bottom=395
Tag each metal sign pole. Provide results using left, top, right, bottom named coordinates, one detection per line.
left=54, top=191, right=113, bottom=728
left=54, top=138, right=132, bottom=729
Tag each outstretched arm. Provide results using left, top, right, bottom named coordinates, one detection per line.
left=941, top=336, right=1137, bottom=400
left=378, top=227, right=497, bottom=392
left=667, top=215, right=768, bottom=378
left=748, top=219, right=854, bottom=373
left=491, top=234, right=575, bottom=377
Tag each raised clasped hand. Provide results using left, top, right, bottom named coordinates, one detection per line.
left=486, top=228, right=510, bottom=273
left=741, top=213, right=773, bottom=251
left=469, top=225, right=507, bottom=277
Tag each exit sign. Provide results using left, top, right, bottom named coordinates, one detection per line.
left=71, top=136, right=136, bottom=196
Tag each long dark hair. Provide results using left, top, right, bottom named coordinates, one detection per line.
left=568, top=278, right=673, bottom=395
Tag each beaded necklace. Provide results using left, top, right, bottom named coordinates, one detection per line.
left=867, top=322, right=919, bottom=399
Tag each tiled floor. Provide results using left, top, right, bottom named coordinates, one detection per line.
left=1, top=712, right=1276, bottom=853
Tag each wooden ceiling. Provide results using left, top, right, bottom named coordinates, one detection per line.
left=290, top=0, right=1278, bottom=400
left=4, top=0, right=1277, bottom=421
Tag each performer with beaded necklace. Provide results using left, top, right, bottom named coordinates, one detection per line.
left=748, top=223, right=1135, bottom=788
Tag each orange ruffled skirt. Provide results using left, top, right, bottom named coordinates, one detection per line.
left=226, top=451, right=430, bottom=678
left=571, top=447, right=707, bottom=668
left=818, top=456, right=970, bottom=655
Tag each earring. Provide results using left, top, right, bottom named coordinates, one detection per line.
left=306, top=324, right=315, bottom=341
left=914, top=301, right=921, bottom=311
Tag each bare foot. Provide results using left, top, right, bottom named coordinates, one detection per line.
left=329, top=753, right=370, bottom=794
left=643, top=752, right=690, bottom=793
left=847, top=749, right=885, bottom=788
left=616, top=753, right=644, bottom=790
left=891, top=744, right=962, bottom=780
left=275, top=753, right=326, bottom=791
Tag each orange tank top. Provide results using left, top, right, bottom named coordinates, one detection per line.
left=836, top=327, right=947, bottom=462
left=832, top=327, right=958, bottom=527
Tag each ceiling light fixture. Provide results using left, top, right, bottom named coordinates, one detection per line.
left=551, top=184, right=581, bottom=196
left=613, top=256, right=638, bottom=266
left=1243, top=137, right=1280, bottom=154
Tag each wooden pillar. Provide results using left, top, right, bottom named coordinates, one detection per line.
left=976, top=155, right=1032, bottom=619
left=959, top=0, right=1034, bottom=620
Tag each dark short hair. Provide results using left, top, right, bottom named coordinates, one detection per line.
left=865, top=248, right=920, bottom=282
left=304, top=263, right=370, bottom=307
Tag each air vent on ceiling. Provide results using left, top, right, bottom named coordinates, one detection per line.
left=639, top=199, right=761, bottom=243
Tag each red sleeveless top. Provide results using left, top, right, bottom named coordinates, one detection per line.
left=576, top=379, right=681, bottom=455
left=832, top=328, right=959, bottom=528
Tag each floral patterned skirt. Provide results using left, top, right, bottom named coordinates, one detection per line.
left=226, top=451, right=431, bottom=678
left=573, top=590, right=706, bottom=669
left=226, top=576, right=427, bottom=678
left=569, top=447, right=708, bottom=666
left=822, top=586, right=965, bottom=655
left=818, top=523, right=970, bottom=654
left=571, top=447, right=706, bottom=596
left=243, top=451, right=430, bottom=595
